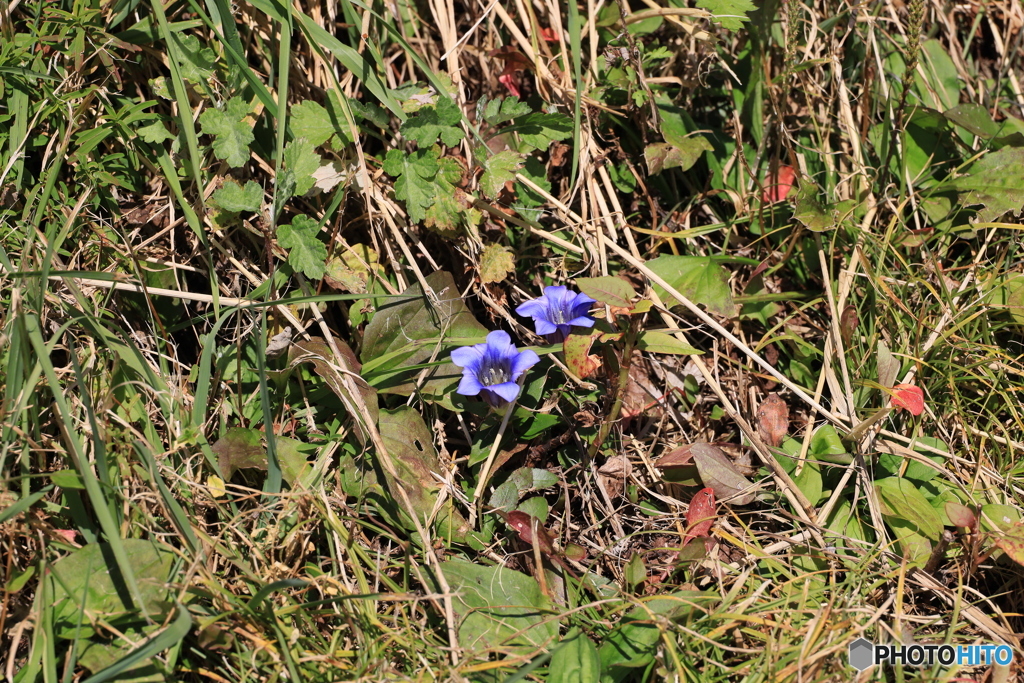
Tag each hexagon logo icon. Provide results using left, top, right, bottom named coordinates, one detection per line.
left=849, top=638, right=874, bottom=671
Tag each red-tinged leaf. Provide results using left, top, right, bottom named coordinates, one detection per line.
left=656, top=444, right=694, bottom=469
left=762, top=164, right=796, bottom=204
left=498, top=72, right=520, bottom=97
left=682, top=488, right=716, bottom=546
left=539, top=27, right=559, bottom=42
left=505, top=510, right=557, bottom=555
left=891, top=384, right=925, bottom=416
left=945, top=502, right=977, bottom=530
left=690, top=442, right=756, bottom=505
left=563, top=329, right=601, bottom=379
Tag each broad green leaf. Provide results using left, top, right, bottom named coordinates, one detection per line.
left=636, top=330, right=701, bottom=355
left=509, top=112, right=573, bottom=149
left=211, top=179, right=262, bottom=213
left=291, top=100, right=336, bottom=147
left=549, top=629, right=601, bottom=683
left=479, top=243, right=515, bottom=284
left=696, top=0, right=754, bottom=30
left=277, top=215, right=327, bottom=279
left=623, top=553, right=646, bottom=592
left=950, top=146, right=1024, bottom=223
left=875, top=477, right=943, bottom=539
left=793, top=460, right=823, bottom=506
left=400, top=97, right=465, bottom=147
left=378, top=407, right=478, bottom=544
left=49, top=540, right=177, bottom=641
left=887, top=516, right=933, bottom=566
left=479, top=150, right=524, bottom=197
left=646, top=255, right=736, bottom=318
left=517, top=495, right=548, bottom=522
left=360, top=270, right=488, bottom=402
left=600, top=592, right=716, bottom=674
left=793, top=184, right=837, bottom=232
left=137, top=121, right=174, bottom=144
left=482, top=95, right=532, bottom=125
left=944, top=103, right=1001, bottom=139
left=576, top=276, right=636, bottom=308
left=324, top=243, right=382, bottom=294
left=199, top=97, right=254, bottom=168
left=917, top=39, right=960, bottom=111
left=281, top=139, right=321, bottom=197
left=428, top=558, right=556, bottom=654
left=980, top=504, right=1021, bottom=533
left=644, top=137, right=712, bottom=174
left=211, top=426, right=311, bottom=485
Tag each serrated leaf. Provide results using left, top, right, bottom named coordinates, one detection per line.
left=277, top=215, right=327, bottom=279
left=384, top=147, right=441, bottom=223
left=175, top=34, right=215, bottom=85
left=645, top=137, right=712, bottom=174
left=281, top=139, right=321, bottom=197
left=646, top=255, right=736, bottom=318
left=696, top=0, right=754, bottom=30
left=510, top=112, right=573, bottom=149
left=480, top=150, right=524, bottom=197
left=137, top=121, right=174, bottom=144
left=483, top=95, right=533, bottom=125
left=793, top=184, right=836, bottom=231
left=199, top=98, right=254, bottom=168
left=291, top=100, right=335, bottom=147
left=479, top=243, right=515, bottom=283
left=400, top=97, right=465, bottom=147
left=211, top=179, right=262, bottom=213
left=950, top=147, right=1024, bottom=223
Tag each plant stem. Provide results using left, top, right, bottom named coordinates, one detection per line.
left=587, top=316, right=640, bottom=462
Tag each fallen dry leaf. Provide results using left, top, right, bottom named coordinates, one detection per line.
left=690, top=442, right=755, bottom=505
left=756, top=393, right=789, bottom=447
left=682, top=487, right=716, bottom=546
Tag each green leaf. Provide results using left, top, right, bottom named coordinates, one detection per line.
left=644, top=137, right=712, bottom=174
left=400, top=97, right=465, bottom=147
left=696, top=0, right=754, bottom=30
left=383, top=147, right=441, bottom=223
left=576, top=276, right=636, bottom=308
left=509, top=112, right=573, bottom=149
left=516, top=155, right=551, bottom=208
left=199, top=97, right=254, bottom=168
left=875, top=477, right=943, bottom=539
left=378, top=407, right=479, bottom=545
left=636, top=330, right=701, bottom=355
left=549, top=629, right=601, bottom=683
left=211, top=179, right=262, bottom=213
left=137, top=121, right=174, bottom=144
left=479, top=150, right=524, bottom=197
left=360, top=270, right=489, bottom=403
left=210, top=427, right=311, bottom=485
left=426, top=558, right=556, bottom=654
left=600, top=592, right=717, bottom=673
left=482, top=95, right=532, bottom=125
left=175, top=34, right=215, bottom=85
left=277, top=215, right=327, bottom=279
left=49, top=540, right=177, bottom=641
left=291, top=100, right=336, bottom=147
left=793, top=183, right=838, bottom=232
left=950, top=146, right=1024, bottom=223
left=646, top=255, right=736, bottom=318
left=281, top=139, right=321, bottom=197
left=479, top=243, right=515, bottom=284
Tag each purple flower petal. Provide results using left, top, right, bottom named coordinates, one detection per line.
left=516, top=285, right=596, bottom=342
left=451, top=345, right=483, bottom=368
left=487, top=381, right=522, bottom=403
left=515, top=299, right=549, bottom=318
left=510, top=349, right=540, bottom=377
left=457, top=373, right=484, bottom=396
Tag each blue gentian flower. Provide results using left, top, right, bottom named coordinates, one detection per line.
left=451, top=330, right=540, bottom=408
left=515, top=285, right=596, bottom=343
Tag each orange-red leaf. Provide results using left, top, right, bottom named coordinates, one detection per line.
left=682, top=487, right=716, bottom=546
left=891, top=384, right=925, bottom=416
left=762, top=165, right=797, bottom=204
